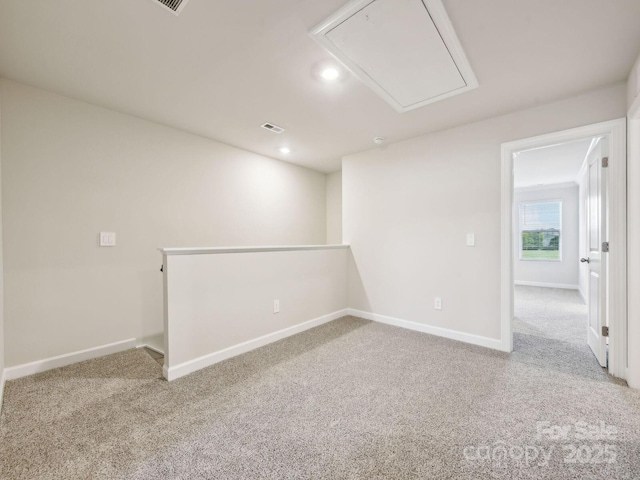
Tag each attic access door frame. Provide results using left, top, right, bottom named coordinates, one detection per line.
left=499, top=119, right=627, bottom=379
left=309, top=0, right=478, bottom=113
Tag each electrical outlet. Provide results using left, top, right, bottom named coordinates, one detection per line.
left=434, top=297, right=442, bottom=310
left=273, top=299, right=280, bottom=314
left=466, top=233, right=475, bottom=247
left=99, top=232, right=116, bottom=247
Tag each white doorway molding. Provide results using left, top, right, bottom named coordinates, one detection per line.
left=627, top=96, right=640, bottom=388
left=500, top=119, right=627, bottom=379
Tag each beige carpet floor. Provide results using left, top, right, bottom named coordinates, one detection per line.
left=514, top=285, right=589, bottom=346
left=1, top=314, right=639, bottom=479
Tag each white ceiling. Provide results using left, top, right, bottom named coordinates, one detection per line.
left=514, top=137, right=594, bottom=188
left=0, top=0, right=639, bottom=172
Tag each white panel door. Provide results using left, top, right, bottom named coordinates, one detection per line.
left=585, top=138, right=608, bottom=367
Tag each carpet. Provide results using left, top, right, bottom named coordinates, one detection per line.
left=514, top=285, right=588, bottom=346
left=1, top=315, right=639, bottom=479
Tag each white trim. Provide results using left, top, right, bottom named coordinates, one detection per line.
left=137, top=344, right=165, bottom=355
left=0, top=370, right=6, bottom=415
left=164, top=309, right=349, bottom=381
left=515, top=281, right=579, bottom=290
left=501, top=143, right=515, bottom=353
left=514, top=182, right=578, bottom=193
left=627, top=102, right=640, bottom=389
left=159, top=244, right=349, bottom=256
left=606, top=119, right=628, bottom=379
left=3, top=338, right=136, bottom=381
left=348, top=309, right=507, bottom=352
left=501, top=118, right=627, bottom=378
left=578, top=287, right=587, bottom=304
left=309, top=0, right=478, bottom=113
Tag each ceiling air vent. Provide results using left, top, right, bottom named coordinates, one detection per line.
left=152, top=0, right=190, bottom=15
left=261, top=123, right=285, bottom=134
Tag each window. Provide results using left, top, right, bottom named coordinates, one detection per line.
left=518, top=201, right=562, bottom=261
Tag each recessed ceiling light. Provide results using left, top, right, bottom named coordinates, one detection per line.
left=280, top=147, right=291, bottom=154
left=321, top=68, right=340, bottom=81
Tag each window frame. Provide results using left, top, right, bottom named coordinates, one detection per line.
left=518, top=199, right=563, bottom=262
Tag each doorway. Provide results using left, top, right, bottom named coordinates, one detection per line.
left=511, top=136, right=603, bottom=368
left=500, top=119, right=627, bottom=379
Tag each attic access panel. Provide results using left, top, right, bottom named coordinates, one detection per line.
left=310, top=0, right=478, bottom=113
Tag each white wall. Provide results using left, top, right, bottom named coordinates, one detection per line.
left=513, top=185, right=579, bottom=288
left=164, top=247, right=348, bottom=380
left=628, top=54, right=640, bottom=389
left=344, top=83, right=626, bottom=342
left=326, top=170, right=342, bottom=244
left=0, top=79, right=327, bottom=367
left=628, top=55, right=640, bottom=108
left=0, top=83, right=5, bottom=409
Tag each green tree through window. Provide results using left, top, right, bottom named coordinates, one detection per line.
left=519, top=201, right=561, bottom=261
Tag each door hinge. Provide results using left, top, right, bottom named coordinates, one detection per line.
left=602, top=326, right=609, bottom=337
left=602, top=241, right=609, bottom=253
left=602, top=157, right=609, bottom=168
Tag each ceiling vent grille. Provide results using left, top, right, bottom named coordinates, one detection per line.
left=153, top=0, right=190, bottom=15
left=261, top=123, right=285, bottom=134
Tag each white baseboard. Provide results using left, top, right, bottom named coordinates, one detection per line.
left=0, top=370, right=6, bottom=416
left=137, top=344, right=165, bottom=355
left=515, top=281, right=580, bottom=290
left=348, top=308, right=507, bottom=352
left=165, top=309, right=349, bottom=381
left=3, top=338, right=137, bottom=381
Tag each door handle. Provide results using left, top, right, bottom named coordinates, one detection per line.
left=580, top=257, right=590, bottom=263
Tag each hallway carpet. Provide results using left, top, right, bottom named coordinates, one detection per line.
left=514, top=285, right=588, bottom=346
left=1, top=316, right=639, bottom=479
left=513, top=285, right=611, bottom=383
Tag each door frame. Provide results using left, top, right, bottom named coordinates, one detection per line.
left=628, top=96, right=640, bottom=388
left=500, top=118, right=627, bottom=379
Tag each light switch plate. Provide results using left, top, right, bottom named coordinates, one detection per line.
left=273, top=299, right=280, bottom=314
left=466, top=233, right=475, bottom=247
left=100, top=232, right=116, bottom=247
